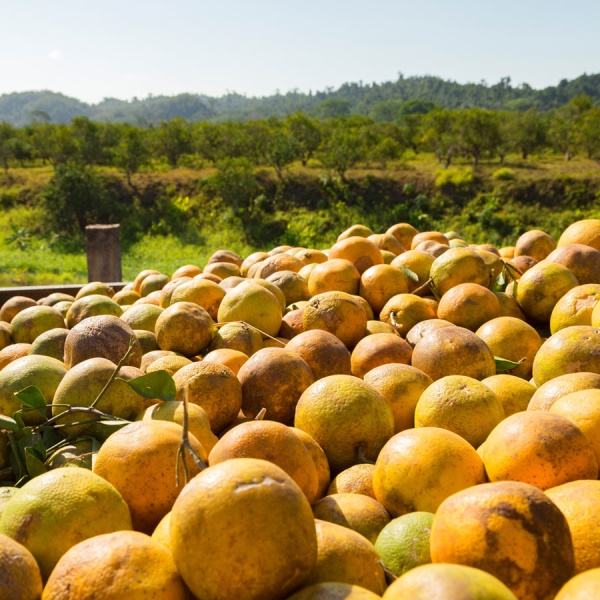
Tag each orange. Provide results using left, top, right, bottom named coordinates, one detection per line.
left=494, top=291, right=527, bottom=320
left=415, top=375, right=504, bottom=447
left=169, top=277, right=226, bottom=320
left=557, top=218, right=600, bottom=251
left=0, top=322, right=11, bottom=350
left=514, top=229, right=556, bottom=261
left=437, top=282, right=502, bottom=331
left=294, top=248, right=329, bottom=265
left=203, top=260, right=241, bottom=279
left=288, top=582, right=381, bottom=599
left=144, top=353, right=191, bottom=376
left=429, top=480, right=574, bottom=600
left=170, top=458, right=317, bottom=600
left=0, top=295, right=37, bottom=323
left=292, top=427, right=332, bottom=500
left=549, top=283, right=600, bottom=333
left=131, top=269, right=160, bottom=294
left=379, top=293, right=436, bottom=337
left=64, top=314, right=143, bottom=369
left=414, top=239, right=448, bottom=257
left=368, top=232, right=404, bottom=255
left=546, top=480, right=600, bottom=574
left=429, top=247, right=490, bottom=296
left=528, top=371, right=600, bottom=411
left=172, top=361, right=242, bottom=434
left=555, top=570, right=600, bottom=599
left=120, top=303, right=163, bottom=333
left=328, top=236, right=383, bottom=274
left=0, top=534, right=42, bottom=599
left=41, top=531, right=187, bottom=599
left=306, top=520, right=386, bottom=595
left=202, top=348, right=248, bottom=374
left=308, top=258, right=361, bottom=296
left=75, top=281, right=115, bottom=299
left=478, top=411, right=598, bottom=489
left=0, top=343, right=33, bottom=370
left=550, top=388, right=600, bottom=466
left=279, top=305, right=306, bottom=339
left=386, top=222, right=418, bottom=250
left=364, top=363, right=432, bottom=433
left=285, top=329, right=352, bottom=380
left=373, top=427, right=486, bottom=516
left=311, top=493, right=390, bottom=544
left=11, top=305, right=65, bottom=344
left=253, top=253, right=304, bottom=279
left=350, top=333, right=412, bottom=378
left=411, top=325, right=496, bottom=381
left=375, top=511, right=434, bottom=578
left=238, top=347, right=314, bottom=424
left=267, top=270, right=310, bottom=305
left=405, top=317, right=454, bottom=346
left=208, top=419, right=320, bottom=502
left=113, top=288, right=141, bottom=305
left=0, top=468, right=132, bottom=580
left=303, top=291, right=368, bottom=349
left=382, top=563, right=518, bottom=600
left=139, top=273, right=170, bottom=297
left=508, top=254, right=538, bottom=277
left=515, top=262, right=579, bottom=323
left=93, top=420, right=206, bottom=534
left=158, top=277, right=191, bottom=308
left=142, top=400, right=218, bottom=455
left=171, top=263, right=203, bottom=278
left=532, top=326, right=600, bottom=386
left=359, top=264, right=409, bottom=315
left=499, top=246, right=515, bottom=258
left=208, top=321, right=263, bottom=356
left=217, top=280, right=283, bottom=338
left=207, top=249, right=243, bottom=267
left=482, top=374, right=536, bottom=416
left=390, top=250, right=435, bottom=295
left=337, top=224, right=374, bottom=240
left=411, top=230, right=449, bottom=249
left=475, top=316, right=542, bottom=380
left=155, top=301, right=213, bottom=357
left=546, top=244, right=600, bottom=284
left=327, top=463, right=376, bottom=499
left=294, top=374, right=394, bottom=473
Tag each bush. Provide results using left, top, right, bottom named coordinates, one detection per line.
left=492, top=168, right=516, bottom=181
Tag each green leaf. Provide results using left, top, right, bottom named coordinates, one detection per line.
left=17, top=431, right=46, bottom=463
left=494, top=356, right=526, bottom=372
left=0, top=415, right=20, bottom=433
left=118, top=371, right=176, bottom=401
left=398, top=265, right=419, bottom=283
left=25, top=448, right=48, bottom=478
left=15, top=386, right=46, bottom=410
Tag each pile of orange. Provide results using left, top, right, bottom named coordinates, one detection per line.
left=1, top=218, right=600, bottom=598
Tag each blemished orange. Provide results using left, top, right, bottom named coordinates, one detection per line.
left=41, top=531, right=188, bottom=600
left=308, top=259, right=361, bottom=296
left=170, top=458, right=318, bottom=600
left=208, top=419, right=320, bottom=503
left=414, top=375, right=505, bottom=447
left=306, top=520, right=386, bottom=595
left=350, top=332, right=412, bottom=378
left=476, top=316, right=542, bottom=380
left=411, top=231, right=449, bottom=249
left=549, top=283, right=600, bottom=333
left=328, top=236, right=383, bottom=274
left=294, top=374, right=394, bottom=474
left=0, top=534, right=43, bottom=599
left=436, top=282, right=502, bottom=331
left=373, top=427, right=486, bottom=517
left=93, top=420, right=207, bottom=534
left=430, top=481, right=574, bottom=600
left=382, top=563, right=518, bottom=600
left=386, top=222, right=418, bottom=250
left=364, top=363, right=433, bottom=432
left=338, top=225, right=374, bottom=239
left=482, top=374, right=536, bottom=416
left=390, top=250, right=435, bottom=295
left=546, top=480, right=600, bottom=574
left=405, top=318, right=454, bottom=347
left=411, top=325, right=496, bottom=381
left=546, top=243, right=600, bottom=285
left=478, top=411, right=598, bottom=490
left=288, top=582, right=381, bottom=600
left=429, top=247, right=490, bottom=296
left=292, top=427, right=331, bottom=500
left=514, top=229, right=557, bottom=261
left=237, top=347, right=314, bottom=424
left=311, top=493, right=391, bottom=544
left=169, top=277, right=226, bottom=320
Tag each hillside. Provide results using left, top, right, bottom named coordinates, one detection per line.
left=2, top=73, right=600, bottom=126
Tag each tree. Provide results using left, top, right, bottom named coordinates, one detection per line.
left=285, top=112, right=322, bottom=166
left=152, top=118, right=194, bottom=168
left=318, top=125, right=365, bottom=181
left=421, top=109, right=460, bottom=167
left=578, top=107, right=600, bottom=159
left=458, top=108, right=501, bottom=165
left=398, top=99, right=437, bottom=118
left=504, top=109, right=547, bottom=159
left=28, top=124, right=77, bottom=166
left=0, top=122, right=16, bottom=174
left=315, top=99, right=351, bottom=119
left=112, top=125, right=151, bottom=189
left=70, top=116, right=105, bottom=165
left=369, top=100, right=404, bottom=122
left=548, top=94, right=593, bottom=160
left=261, top=122, right=301, bottom=180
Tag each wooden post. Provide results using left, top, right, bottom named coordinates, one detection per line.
left=85, top=224, right=122, bottom=283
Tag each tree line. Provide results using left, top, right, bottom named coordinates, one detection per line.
left=1, top=94, right=599, bottom=182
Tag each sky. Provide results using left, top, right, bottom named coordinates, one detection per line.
left=1, top=0, right=599, bottom=104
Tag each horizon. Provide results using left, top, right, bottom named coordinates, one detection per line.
left=2, top=0, right=599, bottom=105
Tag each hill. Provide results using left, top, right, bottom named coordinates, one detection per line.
left=1, top=73, right=600, bottom=126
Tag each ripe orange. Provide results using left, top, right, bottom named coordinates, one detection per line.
left=288, top=582, right=381, bottom=599
left=373, top=427, right=486, bottom=516
left=557, top=218, right=600, bottom=251
left=482, top=374, right=536, bottom=416
left=379, top=293, right=436, bottom=337
left=478, top=411, right=598, bottom=489
left=328, top=236, right=383, bottom=274
left=514, top=229, right=556, bottom=261
left=437, top=282, right=502, bottom=331
left=0, top=534, right=42, bottom=599
left=546, top=243, right=600, bottom=284
left=350, top=333, right=412, bottom=378
left=359, top=264, right=409, bottom=315
left=429, top=247, right=490, bottom=296
left=386, top=222, right=418, bottom=250
left=308, top=258, right=361, bottom=296
left=528, top=371, right=600, bottom=411
left=390, top=250, right=435, bottom=295
left=549, top=283, right=600, bottom=333
left=554, top=569, right=600, bottom=599
left=327, top=463, right=376, bottom=498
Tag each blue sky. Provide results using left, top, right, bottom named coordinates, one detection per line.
left=1, top=0, right=598, bottom=103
